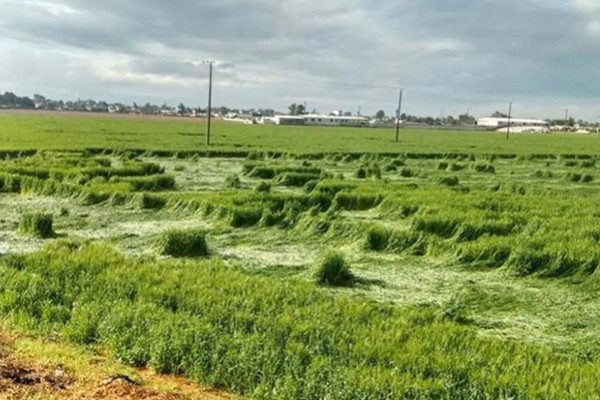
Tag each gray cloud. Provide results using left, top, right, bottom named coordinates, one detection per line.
left=1, top=0, right=600, bottom=118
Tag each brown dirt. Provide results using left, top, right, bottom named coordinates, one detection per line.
left=0, top=331, right=235, bottom=400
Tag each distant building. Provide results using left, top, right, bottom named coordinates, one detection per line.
left=476, top=117, right=550, bottom=133
left=304, top=114, right=368, bottom=127
left=262, top=114, right=368, bottom=127
left=262, top=115, right=306, bottom=125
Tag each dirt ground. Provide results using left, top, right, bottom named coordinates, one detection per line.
left=0, top=331, right=234, bottom=400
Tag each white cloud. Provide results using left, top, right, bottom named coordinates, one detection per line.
left=1, top=0, right=600, bottom=118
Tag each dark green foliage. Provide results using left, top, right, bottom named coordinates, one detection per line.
left=315, top=251, right=354, bottom=286
left=365, top=227, right=391, bottom=251
left=242, top=162, right=258, bottom=175
left=366, top=164, right=382, bottom=179
left=399, top=204, right=419, bottom=218
left=19, top=212, right=54, bottom=238
left=248, top=166, right=276, bottom=179
left=455, top=219, right=518, bottom=242
left=447, top=163, right=466, bottom=172
left=316, top=182, right=357, bottom=196
left=158, top=229, right=209, bottom=258
left=457, top=240, right=512, bottom=268
left=566, top=172, right=583, bottom=182
left=437, top=161, right=449, bottom=170
left=255, top=181, right=271, bottom=193
left=311, top=218, right=331, bottom=234
left=437, top=176, right=460, bottom=187
left=137, top=193, right=166, bottom=210
left=0, top=174, right=21, bottom=193
left=580, top=160, right=595, bottom=168
left=473, top=163, right=495, bottom=173
left=413, top=216, right=460, bottom=238
left=113, top=174, right=176, bottom=191
left=277, top=172, right=321, bottom=187
left=399, top=168, right=415, bottom=178
left=246, top=151, right=264, bottom=161
left=564, top=160, right=578, bottom=167
left=5, top=167, right=49, bottom=179
left=80, top=191, right=111, bottom=205
left=388, top=230, right=422, bottom=253
left=229, top=207, right=263, bottom=227
left=383, top=163, right=397, bottom=172
left=510, top=184, right=527, bottom=195
left=258, top=209, right=283, bottom=227
left=355, top=168, right=367, bottom=179
left=582, top=174, right=594, bottom=183
left=532, top=170, right=550, bottom=178
left=333, top=192, right=382, bottom=211
left=225, top=174, right=242, bottom=188
left=303, top=179, right=319, bottom=193
left=248, top=165, right=322, bottom=180
left=82, top=162, right=164, bottom=180
left=508, top=247, right=552, bottom=276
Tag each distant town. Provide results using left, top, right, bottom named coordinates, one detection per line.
left=0, top=91, right=595, bottom=132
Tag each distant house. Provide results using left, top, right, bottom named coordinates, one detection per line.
left=476, top=117, right=550, bottom=133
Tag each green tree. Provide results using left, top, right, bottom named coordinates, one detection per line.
left=288, top=103, right=306, bottom=115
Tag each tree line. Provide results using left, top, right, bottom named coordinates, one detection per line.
left=0, top=91, right=276, bottom=117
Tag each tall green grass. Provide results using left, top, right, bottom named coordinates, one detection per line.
left=2, top=243, right=600, bottom=399
left=18, top=212, right=54, bottom=238
left=158, top=229, right=209, bottom=258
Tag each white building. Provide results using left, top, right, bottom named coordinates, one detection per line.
left=262, top=114, right=368, bottom=127
left=476, top=117, right=550, bottom=133
left=476, top=117, right=550, bottom=129
left=304, top=114, right=368, bottom=127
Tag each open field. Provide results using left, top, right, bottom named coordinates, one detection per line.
left=3, top=113, right=600, bottom=398
left=2, top=110, right=600, bottom=154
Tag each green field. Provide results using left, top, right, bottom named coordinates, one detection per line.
left=2, top=112, right=600, bottom=399
left=2, top=111, right=600, bottom=154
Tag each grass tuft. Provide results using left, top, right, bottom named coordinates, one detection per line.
left=315, top=251, right=354, bottom=286
left=158, top=228, right=209, bottom=258
left=255, top=181, right=271, bottom=193
left=225, top=174, right=241, bottom=188
left=19, top=212, right=54, bottom=238
left=437, top=176, right=460, bottom=187
left=365, top=226, right=391, bottom=251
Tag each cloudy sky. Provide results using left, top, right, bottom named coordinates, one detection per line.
left=2, top=0, right=600, bottom=119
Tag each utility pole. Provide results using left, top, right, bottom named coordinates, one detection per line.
left=395, top=88, right=403, bottom=143
left=506, top=102, right=512, bottom=140
left=564, top=108, right=569, bottom=137
left=197, top=60, right=215, bottom=146
left=206, top=61, right=214, bottom=146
